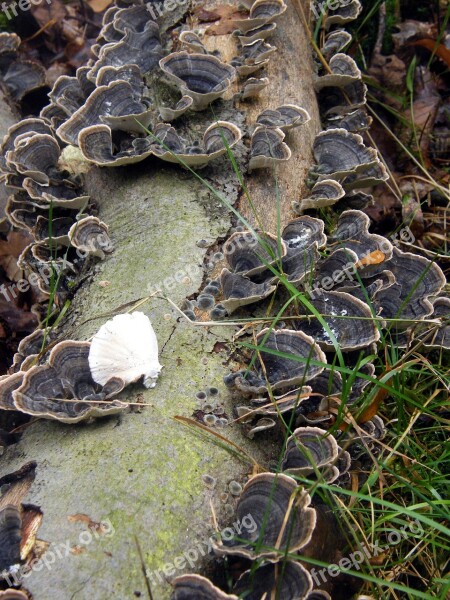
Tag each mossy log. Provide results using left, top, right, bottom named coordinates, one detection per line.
left=0, top=2, right=321, bottom=598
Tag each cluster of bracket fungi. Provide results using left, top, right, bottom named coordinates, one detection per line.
left=172, top=1, right=448, bottom=599
left=0, top=0, right=448, bottom=598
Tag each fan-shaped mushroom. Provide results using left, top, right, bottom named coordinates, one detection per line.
left=239, top=76, right=270, bottom=99
left=159, top=52, right=235, bottom=111
left=321, top=30, right=352, bottom=60
left=11, top=329, right=45, bottom=372
left=0, top=591, right=29, bottom=600
left=324, top=0, right=362, bottom=27
left=57, top=80, right=153, bottom=146
left=179, top=30, right=207, bottom=54
left=247, top=386, right=312, bottom=416
left=13, top=341, right=127, bottom=423
left=315, top=54, right=361, bottom=91
left=328, top=210, right=393, bottom=275
left=325, top=108, right=372, bottom=133
left=223, top=230, right=286, bottom=277
left=282, top=426, right=350, bottom=483
left=0, top=373, right=24, bottom=411
left=159, top=95, right=193, bottom=121
left=234, top=560, right=313, bottom=599
left=78, top=124, right=154, bottom=167
left=294, top=290, right=380, bottom=350
left=293, top=180, right=345, bottom=212
left=415, top=296, right=450, bottom=349
left=89, top=312, right=162, bottom=389
left=234, top=0, right=287, bottom=33
left=225, top=328, right=326, bottom=394
left=256, top=104, right=311, bottom=131
left=373, top=247, right=446, bottom=321
left=68, top=216, right=113, bottom=259
left=249, top=126, right=291, bottom=170
left=311, top=129, right=379, bottom=181
left=89, top=23, right=163, bottom=80
left=219, top=268, right=276, bottom=313
left=213, top=473, right=316, bottom=560
left=232, top=39, right=276, bottom=77
left=318, top=79, right=367, bottom=116
left=22, top=177, right=89, bottom=209
left=0, top=506, right=21, bottom=573
left=235, top=22, right=277, bottom=45
left=0, top=118, right=53, bottom=171
left=281, top=241, right=320, bottom=286
left=6, top=134, right=60, bottom=185
left=282, top=216, right=327, bottom=252
left=171, top=574, right=238, bottom=599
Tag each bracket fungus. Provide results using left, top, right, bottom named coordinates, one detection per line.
left=243, top=386, right=312, bottom=417
left=235, top=22, right=277, bottom=45
left=178, top=31, right=207, bottom=54
left=318, top=79, right=367, bottom=117
left=293, top=179, right=346, bottom=212
left=328, top=210, right=393, bottom=275
left=239, top=76, right=270, bottom=99
left=0, top=592, right=29, bottom=600
left=234, top=561, right=313, bottom=599
left=13, top=341, right=127, bottom=423
left=373, top=247, right=446, bottom=322
left=225, top=329, right=326, bottom=394
left=249, top=126, right=292, bottom=170
left=315, top=54, right=362, bottom=91
left=0, top=505, right=22, bottom=572
left=321, top=30, right=352, bottom=60
left=282, top=216, right=327, bottom=252
left=0, top=373, right=24, bottom=411
left=281, top=241, right=320, bottom=286
left=219, top=268, right=276, bottom=313
left=159, top=52, right=236, bottom=111
left=324, top=0, right=362, bottom=27
left=213, top=473, right=316, bottom=561
left=256, top=104, right=311, bottom=131
left=171, top=574, right=238, bottom=599
left=233, top=0, right=287, bottom=33
left=89, top=312, right=162, bottom=389
left=231, top=39, right=276, bottom=77
left=0, top=33, right=46, bottom=103
left=11, top=329, right=45, bottom=373
left=281, top=426, right=350, bottom=483
left=223, top=230, right=286, bottom=277
left=415, top=297, right=450, bottom=349
left=311, top=128, right=380, bottom=181
left=68, top=216, right=113, bottom=259
left=78, top=124, right=153, bottom=167
left=158, top=95, right=193, bottom=121
left=57, top=80, right=153, bottom=146
left=293, top=290, right=380, bottom=351
left=325, top=108, right=372, bottom=133
left=6, top=134, right=61, bottom=185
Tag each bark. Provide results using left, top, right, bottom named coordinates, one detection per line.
left=0, top=2, right=321, bottom=598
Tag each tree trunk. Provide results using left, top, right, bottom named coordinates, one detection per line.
left=0, top=2, right=321, bottom=598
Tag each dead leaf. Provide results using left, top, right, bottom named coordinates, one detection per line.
left=410, top=39, right=450, bottom=67
left=68, top=513, right=109, bottom=534
left=194, top=5, right=248, bottom=35
left=87, top=0, right=113, bottom=12
left=356, top=250, right=385, bottom=268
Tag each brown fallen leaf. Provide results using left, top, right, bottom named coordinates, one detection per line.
left=87, top=0, right=113, bottom=12
left=410, top=38, right=450, bottom=68
left=194, top=4, right=248, bottom=35
left=356, top=250, right=385, bottom=268
left=68, top=513, right=109, bottom=533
